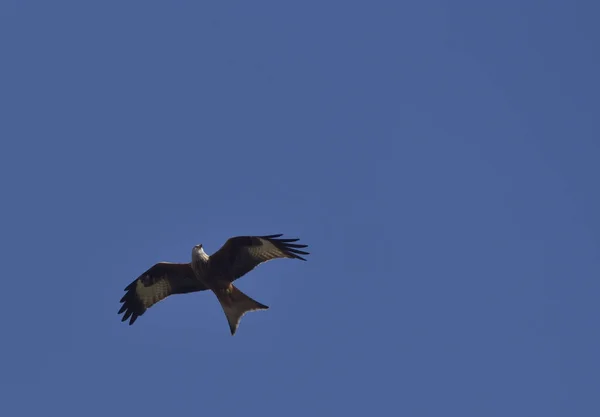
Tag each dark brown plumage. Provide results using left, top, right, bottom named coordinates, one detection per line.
left=118, top=234, right=309, bottom=334
left=118, top=263, right=207, bottom=325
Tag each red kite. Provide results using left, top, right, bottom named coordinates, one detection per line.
left=118, top=234, right=309, bottom=335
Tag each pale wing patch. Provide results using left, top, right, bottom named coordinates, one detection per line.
left=136, top=276, right=172, bottom=308
left=250, top=239, right=289, bottom=260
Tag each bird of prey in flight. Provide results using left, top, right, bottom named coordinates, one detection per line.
left=118, top=234, right=309, bottom=335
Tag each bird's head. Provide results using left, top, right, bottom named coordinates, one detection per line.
left=191, top=243, right=208, bottom=262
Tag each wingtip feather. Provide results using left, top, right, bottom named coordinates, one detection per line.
left=259, top=234, right=311, bottom=261
left=261, top=234, right=284, bottom=239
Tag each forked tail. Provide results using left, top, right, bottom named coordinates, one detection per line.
left=215, top=284, right=269, bottom=335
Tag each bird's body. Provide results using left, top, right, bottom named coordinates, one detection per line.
left=118, top=234, right=309, bottom=335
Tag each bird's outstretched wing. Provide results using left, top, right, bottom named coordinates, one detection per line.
left=209, top=234, right=309, bottom=281
left=118, top=262, right=207, bottom=325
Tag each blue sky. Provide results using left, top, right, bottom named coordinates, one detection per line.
left=1, top=1, right=599, bottom=416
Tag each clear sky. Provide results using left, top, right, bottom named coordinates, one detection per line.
left=1, top=1, right=599, bottom=416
